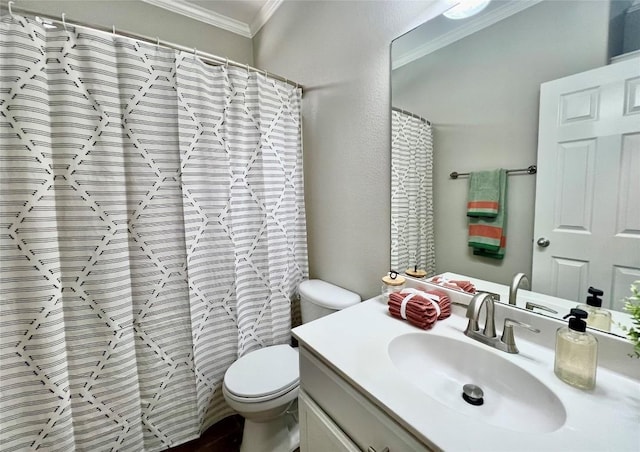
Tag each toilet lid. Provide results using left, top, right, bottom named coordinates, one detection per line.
left=224, top=345, right=299, bottom=399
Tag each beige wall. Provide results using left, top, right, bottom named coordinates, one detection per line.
left=254, top=0, right=613, bottom=297
left=392, top=1, right=609, bottom=286
left=2, top=0, right=253, bottom=64
left=253, top=1, right=452, bottom=299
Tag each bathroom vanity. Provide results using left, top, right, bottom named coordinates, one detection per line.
left=292, top=280, right=639, bottom=451
left=298, top=350, right=427, bottom=451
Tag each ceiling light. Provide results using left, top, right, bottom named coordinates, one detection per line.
left=443, top=0, right=492, bottom=20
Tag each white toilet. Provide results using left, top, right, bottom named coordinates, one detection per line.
left=222, top=279, right=361, bottom=452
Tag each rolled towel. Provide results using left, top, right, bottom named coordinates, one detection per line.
left=430, top=276, right=476, bottom=294
left=389, top=292, right=438, bottom=330
left=388, top=289, right=448, bottom=329
left=388, top=299, right=437, bottom=326
left=451, top=280, right=476, bottom=294
left=422, top=289, right=452, bottom=320
left=388, top=306, right=434, bottom=329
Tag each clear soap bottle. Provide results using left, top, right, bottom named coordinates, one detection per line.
left=576, top=287, right=612, bottom=332
left=554, top=308, right=598, bottom=390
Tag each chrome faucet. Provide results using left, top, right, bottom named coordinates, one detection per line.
left=465, top=292, right=497, bottom=340
left=465, top=292, right=540, bottom=354
left=509, top=272, right=530, bottom=306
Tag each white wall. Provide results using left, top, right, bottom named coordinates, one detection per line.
left=2, top=0, right=253, bottom=64
left=253, top=1, right=451, bottom=299
left=392, top=1, right=609, bottom=286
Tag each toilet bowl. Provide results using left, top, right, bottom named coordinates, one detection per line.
left=222, top=279, right=360, bottom=452
left=223, top=345, right=299, bottom=452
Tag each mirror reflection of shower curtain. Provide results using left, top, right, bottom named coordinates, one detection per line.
left=391, top=110, right=435, bottom=275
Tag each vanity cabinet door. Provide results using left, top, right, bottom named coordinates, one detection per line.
left=300, top=348, right=433, bottom=452
left=299, top=390, right=360, bottom=452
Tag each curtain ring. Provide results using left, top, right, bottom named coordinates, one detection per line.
left=8, top=1, right=14, bottom=18
left=112, top=25, right=116, bottom=36
left=225, top=58, right=229, bottom=68
left=193, top=47, right=197, bottom=55
left=156, top=37, right=160, bottom=49
left=61, top=13, right=68, bottom=31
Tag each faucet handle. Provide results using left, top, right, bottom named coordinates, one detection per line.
left=503, top=318, right=541, bottom=333
left=525, top=301, right=558, bottom=314
left=500, top=318, right=541, bottom=354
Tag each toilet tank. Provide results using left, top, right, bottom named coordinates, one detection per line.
left=299, top=279, right=361, bottom=323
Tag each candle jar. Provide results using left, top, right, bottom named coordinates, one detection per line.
left=381, top=271, right=406, bottom=297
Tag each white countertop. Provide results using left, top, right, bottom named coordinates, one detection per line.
left=293, top=295, right=640, bottom=451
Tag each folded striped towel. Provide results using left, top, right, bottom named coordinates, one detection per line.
left=467, top=169, right=501, bottom=218
left=468, top=169, right=507, bottom=259
left=388, top=289, right=452, bottom=329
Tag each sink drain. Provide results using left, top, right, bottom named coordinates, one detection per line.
left=462, top=384, right=484, bottom=406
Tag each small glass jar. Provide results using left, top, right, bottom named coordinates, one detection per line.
left=382, top=271, right=406, bottom=297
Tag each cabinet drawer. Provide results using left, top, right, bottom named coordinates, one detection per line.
left=300, top=348, right=434, bottom=452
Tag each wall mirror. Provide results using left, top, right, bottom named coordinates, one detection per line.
left=390, top=0, right=640, bottom=337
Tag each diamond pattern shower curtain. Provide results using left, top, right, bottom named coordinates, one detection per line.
left=391, top=110, right=435, bottom=275
left=0, top=15, right=307, bottom=451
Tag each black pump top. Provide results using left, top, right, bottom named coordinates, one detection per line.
left=588, top=287, right=604, bottom=297
left=563, top=308, right=588, bottom=332
left=586, top=286, right=604, bottom=307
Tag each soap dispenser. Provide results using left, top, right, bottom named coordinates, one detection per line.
left=554, top=308, right=598, bottom=390
left=577, top=287, right=612, bottom=332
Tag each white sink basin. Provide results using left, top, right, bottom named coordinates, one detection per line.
left=388, top=333, right=566, bottom=433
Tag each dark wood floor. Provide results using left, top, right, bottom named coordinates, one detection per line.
left=167, top=415, right=244, bottom=452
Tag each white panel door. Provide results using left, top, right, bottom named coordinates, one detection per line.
left=532, top=56, right=640, bottom=309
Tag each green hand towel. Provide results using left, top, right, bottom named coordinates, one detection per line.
left=467, top=169, right=501, bottom=218
left=468, top=169, right=507, bottom=259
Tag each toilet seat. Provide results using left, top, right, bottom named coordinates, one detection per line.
left=224, top=345, right=299, bottom=404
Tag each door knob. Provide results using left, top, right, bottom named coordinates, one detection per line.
left=537, top=237, right=550, bottom=247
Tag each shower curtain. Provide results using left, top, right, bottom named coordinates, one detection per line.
left=390, top=109, right=435, bottom=276
left=0, top=15, right=308, bottom=452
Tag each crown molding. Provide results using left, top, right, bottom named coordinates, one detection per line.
left=140, top=0, right=252, bottom=38
left=392, top=0, right=543, bottom=70
left=251, top=0, right=282, bottom=36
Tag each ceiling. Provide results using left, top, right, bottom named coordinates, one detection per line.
left=392, top=0, right=542, bottom=70
left=140, top=0, right=281, bottom=38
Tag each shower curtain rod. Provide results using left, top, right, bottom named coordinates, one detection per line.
left=392, top=107, right=431, bottom=126
left=4, top=2, right=303, bottom=91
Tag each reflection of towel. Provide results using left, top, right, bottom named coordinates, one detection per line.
left=430, top=276, right=476, bottom=294
left=467, top=170, right=501, bottom=217
left=468, top=169, right=507, bottom=259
